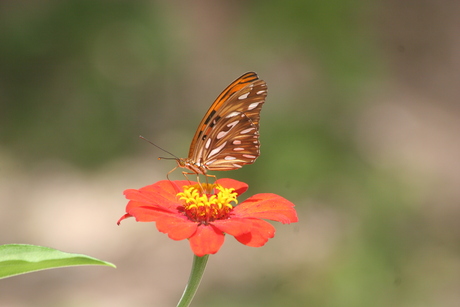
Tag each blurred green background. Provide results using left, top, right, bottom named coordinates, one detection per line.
left=1, top=1, right=459, bottom=306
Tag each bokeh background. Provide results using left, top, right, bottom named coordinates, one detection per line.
left=1, top=1, right=460, bottom=306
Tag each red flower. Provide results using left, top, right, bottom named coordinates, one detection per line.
left=118, top=178, right=298, bottom=257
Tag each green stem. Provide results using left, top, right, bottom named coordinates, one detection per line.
left=176, top=254, right=209, bottom=307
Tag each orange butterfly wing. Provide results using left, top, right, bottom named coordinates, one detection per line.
left=186, top=72, right=267, bottom=172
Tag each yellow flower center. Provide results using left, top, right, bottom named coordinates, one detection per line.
left=177, top=183, right=238, bottom=224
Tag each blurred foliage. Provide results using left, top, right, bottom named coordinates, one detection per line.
left=0, top=0, right=377, bottom=170
left=0, top=1, right=171, bottom=168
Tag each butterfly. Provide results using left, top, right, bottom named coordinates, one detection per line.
left=166, top=72, right=267, bottom=183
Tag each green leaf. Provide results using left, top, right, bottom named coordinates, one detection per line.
left=0, top=244, right=116, bottom=279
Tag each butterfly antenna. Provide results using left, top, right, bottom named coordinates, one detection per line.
left=139, top=135, right=180, bottom=160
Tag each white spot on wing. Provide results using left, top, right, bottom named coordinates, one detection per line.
left=243, top=154, right=257, bottom=159
left=227, top=120, right=239, bottom=129
left=238, top=92, right=250, bottom=100
left=205, top=159, right=216, bottom=166
left=224, top=156, right=236, bottom=160
left=205, top=137, right=212, bottom=149
left=233, top=147, right=245, bottom=151
left=256, top=90, right=265, bottom=95
left=217, top=130, right=229, bottom=139
left=240, top=127, right=255, bottom=134
left=247, top=102, right=259, bottom=111
left=226, top=112, right=240, bottom=118
left=208, top=141, right=227, bottom=158
left=233, top=140, right=242, bottom=145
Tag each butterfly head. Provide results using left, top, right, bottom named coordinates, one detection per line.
left=176, top=157, right=207, bottom=175
left=176, top=157, right=188, bottom=169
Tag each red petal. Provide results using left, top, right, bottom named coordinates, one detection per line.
left=233, top=193, right=298, bottom=223
left=128, top=206, right=177, bottom=222
left=156, top=215, right=198, bottom=240
left=189, top=225, right=225, bottom=256
left=151, top=180, right=192, bottom=196
left=124, top=187, right=177, bottom=212
left=117, top=213, right=132, bottom=225
left=124, top=180, right=201, bottom=212
left=216, top=178, right=248, bottom=196
left=128, top=207, right=198, bottom=240
left=125, top=199, right=177, bottom=217
left=233, top=218, right=275, bottom=247
left=212, top=218, right=252, bottom=236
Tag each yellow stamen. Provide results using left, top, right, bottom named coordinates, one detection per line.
left=177, top=184, right=238, bottom=223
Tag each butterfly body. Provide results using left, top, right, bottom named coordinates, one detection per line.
left=176, top=158, right=207, bottom=175
left=171, top=72, right=267, bottom=179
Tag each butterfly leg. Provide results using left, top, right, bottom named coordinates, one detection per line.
left=166, top=166, right=179, bottom=182
left=202, top=173, right=218, bottom=193
left=169, top=168, right=216, bottom=193
left=204, top=173, right=217, bottom=186
left=181, top=171, right=195, bottom=186
left=180, top=172, right=218, bottom=193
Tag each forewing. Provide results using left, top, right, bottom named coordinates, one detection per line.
left=188, top=73, right=267, bottom=171
left=188, top=72, right=259, bottom=155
